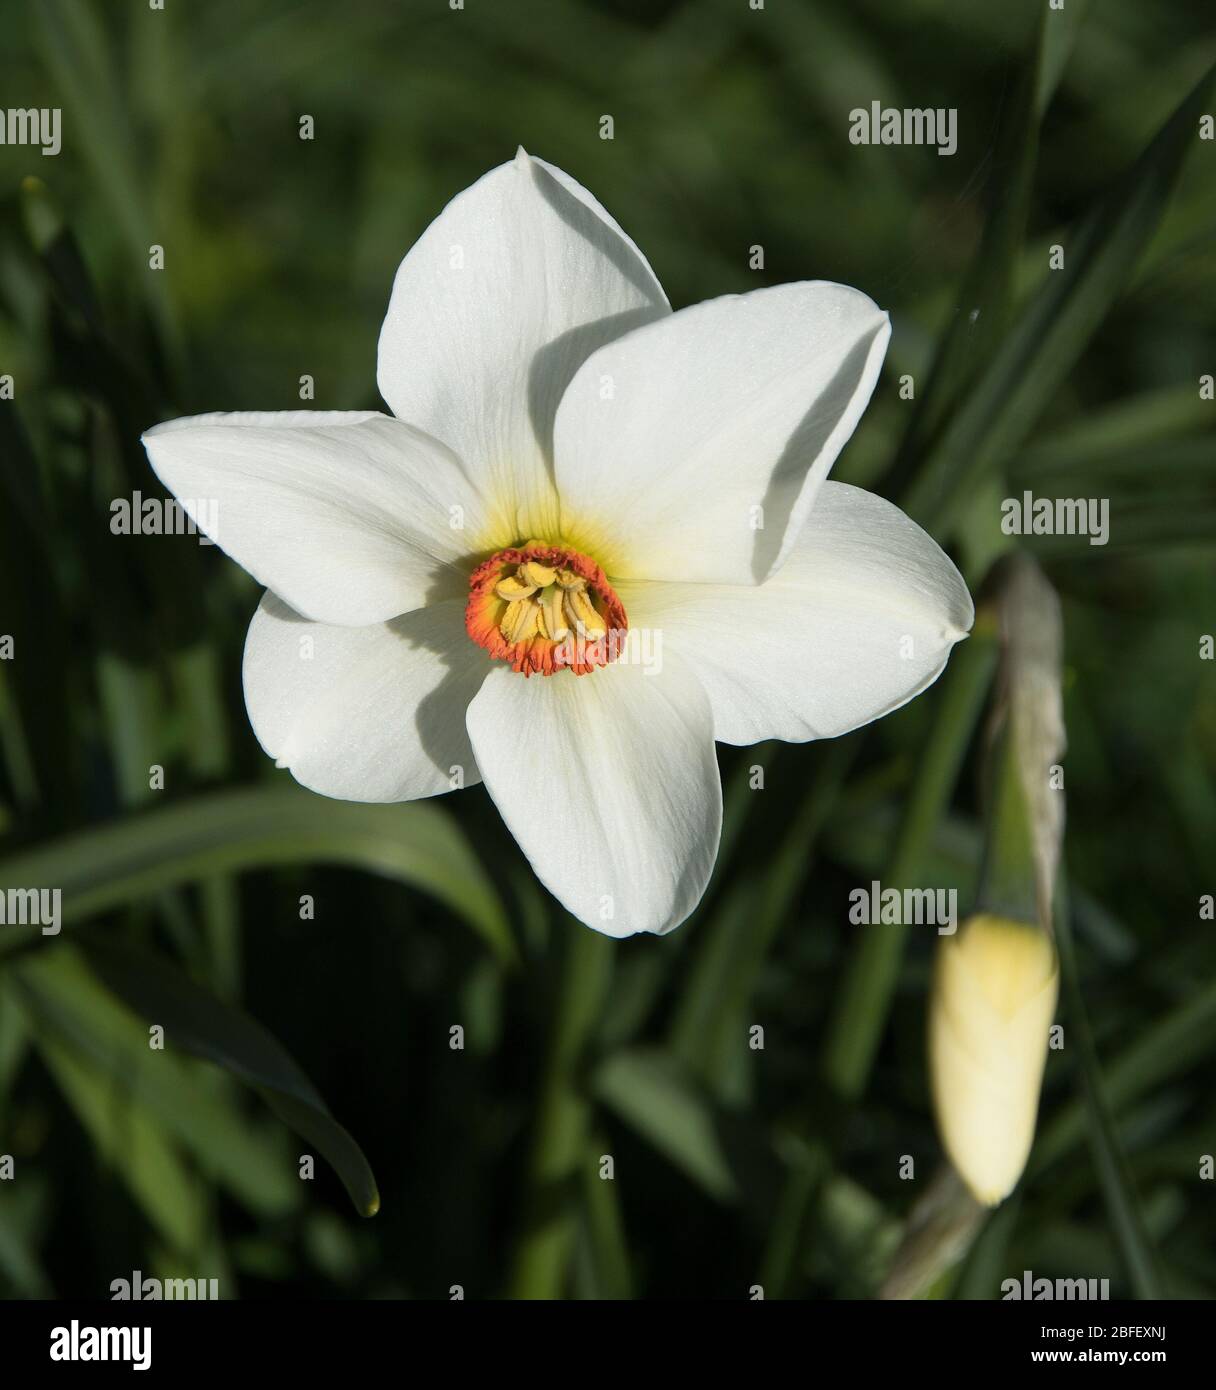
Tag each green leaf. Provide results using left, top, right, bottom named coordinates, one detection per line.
left=84, top=939, right=380, bottom=1218
left=1011, top=385, right=1212, bottom=480
left=0, top=1175, right=53, bottom=1298
left=37, top=1033, right=208, bottom=1256
left=0, top=404, right=75, bottom=821
left=577, top=1130, right=634, bottom=1300
left=954, top=1195, right=1022, bottom=1301
left=1033, top=0, right=1089, bottom=119
left=668, top=740, right=856, bottom=1099
left=18, top=176, right=106, bottom=337
left=0, top=981, right=28, bottom=1100
left=593, top=1047, right=737, bottom=1203
left=1053, top=890, right=1162, bottom=1298
left=821, top=617, right=1000, bottom=1100
left=756, top=624, right=999, bottom=1300
left=3, top=970, right=207, bottom=1256
left=0, top=784, right=514, bottom=964
left=9, top=949, right=299, bottom=1219
left=507, top=923, right=615, bottom=1299
left=902, top=61, right=1216, bottom=536
left=1034, top=977, right=1216, bottom=1173
left=885, top=3, right=1083, bottom=496
left=32, top=0, right=182, bottom=365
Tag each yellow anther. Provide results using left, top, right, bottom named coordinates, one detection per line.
left=502, top=597, right=540, bottom=645
left=540, top=586, right=568, bottom=641
left=521, top=560, right=557, bottom=588
left=565, top=588, right=606, bottom=636
left=496, top=574, right=537, bottom=601
left=556, top=568, right=584, bottom=590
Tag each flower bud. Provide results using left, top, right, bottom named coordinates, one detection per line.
left=929, top=913, right=1059, bottom=1206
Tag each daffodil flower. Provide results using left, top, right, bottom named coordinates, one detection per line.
left=143, top=150, right=973, bottom=937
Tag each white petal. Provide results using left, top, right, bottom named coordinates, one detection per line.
left=554, top=282, right=890, bottom=583
left=144, top=411, right=495, bottom=626
left=242, top=592, right=486, bottom=801
left=465, top=656, right=721, bottom=937
left=619, top=482, right=973, bottom=745
left=377, top=149, right=669, bottom=540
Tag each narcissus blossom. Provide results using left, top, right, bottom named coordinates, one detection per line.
left=930, top=913, right=1060, bottom=1205
left=143, top=149, right=973, bottom=937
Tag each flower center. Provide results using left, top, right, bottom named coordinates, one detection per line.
left=465, top=541, right=628, bottom=676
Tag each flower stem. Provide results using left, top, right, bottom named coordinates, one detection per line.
left=821, top=615, right=999, bottom=1101
left=760, top=619, right=997, bottom=1299
left=507, top=922, right=614, bottom=1299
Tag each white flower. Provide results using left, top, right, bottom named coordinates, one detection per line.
left=143, top=149, right=973, bottom=938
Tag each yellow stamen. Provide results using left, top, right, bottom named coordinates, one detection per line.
left=541, top=586, right=568, bottom=641
left=503, top=597, right=539, bottom=644
left=521, top=560, right=557, bottom=588
left=495, top=575, right=537, bottom=601
left=565, top=588, right=606, bottom=636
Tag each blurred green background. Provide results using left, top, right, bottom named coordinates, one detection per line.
left=0, top=0, right=1214, bottom=1300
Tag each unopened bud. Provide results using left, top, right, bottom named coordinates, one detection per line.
left=929, top=913, right=1059, bottom=1206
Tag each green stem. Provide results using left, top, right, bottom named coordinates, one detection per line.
left=760, top=623, right=998, bottom=1297
left=821, top=622, right=998, bottom=1100
left=758, top=1139, right=831, bottom=1294
left=974, top=722, right=1042, bottom=926
left=1053, top=886, right=1162, bottom=1298
left=507, top=924, right=614, bottom=1298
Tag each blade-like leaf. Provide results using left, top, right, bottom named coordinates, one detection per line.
left=1034, top=974, right=1216, bottom=1174
left=902, top=62, right=1216, bottom=536
left=36, top=1032, right=208, bottom=1256
left=593, top=1047, right=737, bottom=1203
left=9, top=949, right=298, bottom=1218
left=0, top=784, right=513, bottom=964
left=886, top=2, right=1081, bottom=491
left=821, top=617, right=1000, bottom=1100
left=84, top=939, right=380, bottom=1217
left=577, top=1130, right=634, bottom=1300
left=3, top=969, right=208, bottom=1256
left=668, top=740, right=856, bottom=1099
left=1053, top=890, right=1162, bottom=1298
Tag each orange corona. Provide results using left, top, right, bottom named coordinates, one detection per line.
left=465, top=541, right=628, bottom=676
